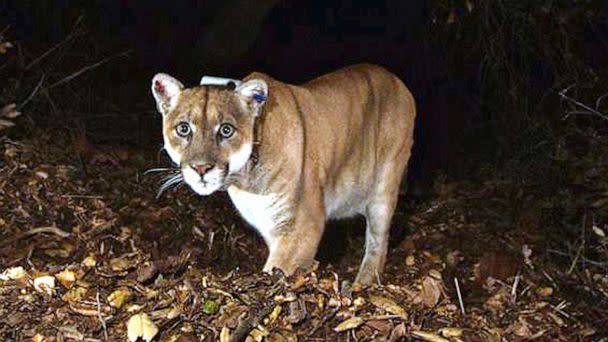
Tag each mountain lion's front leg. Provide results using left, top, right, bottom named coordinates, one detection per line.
left=263, top=194, right=326, bottom=275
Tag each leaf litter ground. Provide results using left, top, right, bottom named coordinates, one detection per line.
left=0, top=132, right=606, bottom=341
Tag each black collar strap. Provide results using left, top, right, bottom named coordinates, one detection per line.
left=250, top=104, right=266, bottom=167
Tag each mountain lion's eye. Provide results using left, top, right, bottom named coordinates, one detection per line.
left=176, top=122, right=191, bottom=137
left=219, top=123, right=235, bottom=139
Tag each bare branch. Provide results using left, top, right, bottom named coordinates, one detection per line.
left=44, top=50, right=131, bottom=91
left=25, top=15, right=84, bottom=70
left=559, top=86, right=608, bottom=121
left=18, top=75, right=45, bottom=110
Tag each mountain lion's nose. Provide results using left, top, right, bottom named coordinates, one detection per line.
left=191, top=163, right=214, bottom=177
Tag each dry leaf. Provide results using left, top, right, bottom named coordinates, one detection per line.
left=439, top=327, right=463, bottom=337
left=32, top=334, right=48, bottom=342
left=33, top=275, right=56, bottom=295
left=220, top=327, right=231, bottom=342
left=536, top=287, right=553, bottom=297
left=420, top=276, right=442, bottom=307
left=369, top=295, right=407, bottom=318
left=109, top=257, right=132, bottom=272
left=55, top=269, right=77, bottom=288
left=405, top=255, right=416, bottom=266
left=62, top=287, right=87, bottom=303
left=353, top=297, right=366, bottom=308
left=388, top=322, right=407, bottom=341
left=127, top=313, right=159, bottom=342
left=333, top=316, right=364, bottom=332
left=249, top=327, right=269, bottom=341
left=58, top=326, right=85, bottom=340
left=511, top=320, right=531, bottom=337
left=108, top=288, right=132, bottom=308
left=0, top=266, right=27, bottom=281
left=268, top=305, right=282, bottom=323
left=412, top=330, right=450, bottom=342
left=485, top=288, right=511, bottom=311
left=82, top=255, right=97, bottom=268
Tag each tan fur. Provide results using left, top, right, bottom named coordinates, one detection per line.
left=151, top=64, right=416, bottom=284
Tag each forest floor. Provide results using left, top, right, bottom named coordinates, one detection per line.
left=1, top=129, right=607, bottom=342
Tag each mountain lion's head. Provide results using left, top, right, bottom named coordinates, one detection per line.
left=151, top=73, right=268, bottom=195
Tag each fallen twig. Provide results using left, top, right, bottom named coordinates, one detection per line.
left=307, top=307, right=340, bottom=337
left=365, top=314, right=405, bottom=321
left=229, top=300, right=276, bottom=342
left=96, top=291, right=108, bottom=341
left=454, top=277, right=465, bottom=315
left=511, top=272, right=521, bottom=302
left=0, top=225, right=70, bottom=248
left=60, top=194, right=105, bottom=199
left=25, top=226, right=71, bottom=238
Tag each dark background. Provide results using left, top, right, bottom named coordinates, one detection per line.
left=1, top=0, right=607, bottom=191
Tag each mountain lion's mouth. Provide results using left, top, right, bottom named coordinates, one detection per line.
left=182, top=166, right=225, bottom=196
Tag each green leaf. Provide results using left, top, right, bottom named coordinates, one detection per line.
left=202, top=300, right=220, bottom=315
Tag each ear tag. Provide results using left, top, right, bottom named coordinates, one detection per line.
left=253, top=93, right=267, bottom=103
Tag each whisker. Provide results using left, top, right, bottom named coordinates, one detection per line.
left=156, top=173, right=184, bottom=199
left=143, top=167, right=177, bottom=175
left=159, top=172, right=181, bottom=182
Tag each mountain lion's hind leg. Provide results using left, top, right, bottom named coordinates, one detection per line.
left=355, top=199, right=396, bottom=285
left=355, top=161, right=404, bottom=285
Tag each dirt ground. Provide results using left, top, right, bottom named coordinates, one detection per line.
left=0, top=129, right=607, bottom=342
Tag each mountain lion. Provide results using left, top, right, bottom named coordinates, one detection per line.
left=151, top=64, right=415, bottom=284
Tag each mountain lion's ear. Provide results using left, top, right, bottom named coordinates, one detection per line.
left=235, top=79, right=268, bottom=115
left=151, top=73, right=184, bottom=115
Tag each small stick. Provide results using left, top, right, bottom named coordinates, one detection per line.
left=60, top=194, right=105, bottom=199
left=454, top=277, right=465, bottom=315
left=511, top=272, right=521, bottom=301
left=307, top=307, right=339, bottom=337
left=18, top=75, right=45, bottom=110
left=567, top=243, right=584, bottom=275
left=96, top=291, right=108, bottom=341
left=550, top=302, right=571, bottom=319
left=229, top=301, right=276, bottom=342
left=191, top=226, right=205, bottom=240
left=365, top=314, right=405, bottom=321
left=0, top=225, right=70, bottom=248
left=25, top=226, right=70, bottom=238
left=208, top=231, right=215, bottom=251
